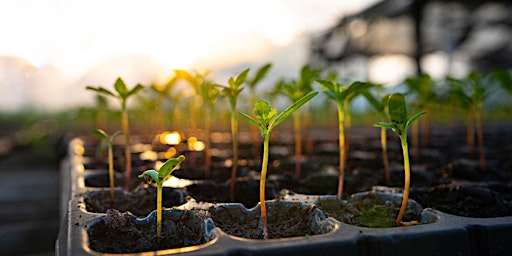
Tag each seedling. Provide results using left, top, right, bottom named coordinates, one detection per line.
left=316, top=79, right=373, bottom=198
left=362, top=88, right=391, bottom=185
left=246, top=63, right=272, bottom=150
left=91, top=129, right=121, bottom=201
left=404, top=74, right=437, bottom=158
left=176, top=70, right=220, bottom=177
left=138, top=155, right=186, bottom=237
left=447, top=72, right=492, bottom=171
left=240, top=91, right=318, bottom=239
left=372, top=93, right=426, bottom=226
left=87, top=78, right=144, bottom=190
left=217, top=68, right=250, bottom=202
left=279, top=65, right=321, bottom=179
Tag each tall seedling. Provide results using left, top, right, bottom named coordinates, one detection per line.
left=373, top=93, right=426, bottom=226
left=316, top=80, right=373, bottom=198
left=447, top=72, right=492, bottom=171
left=218, top=68, right=249, bottom=202
left=87, top=78, right=144, bottom=190
left=139, top=156, right=185, bottom=237
left=91, top=129, right=121, bottom=201
left=240, top=91, right=318, bottom=239
left=362, top=88, right=391, bottom=185
left=280, top=65, right=321, bottom=179
left=246, top=63, right=272, bottom=151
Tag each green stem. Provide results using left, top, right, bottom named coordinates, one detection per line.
left=381, top=127, right=390, bottom=185
left=293, top=111, right=302, bottom=180
left=108, top=143, right=115, bottom=201
left=260, top=134, right=269, bottom=239
left=229, top=108, right=239, bottom=202
left=156, top=183, right=163, bottom=237
left=121, top=102, right=132, bottom=191
left=475, top=105, right=486, bottom=171
left=396, top=134, right=410, bottom=226
left=337, top=102, right=345, bottom=199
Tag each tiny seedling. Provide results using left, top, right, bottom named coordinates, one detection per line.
left=87, top=78, right=144, bottom=191
left=217, top=68, right=250, bottom=202
left=139, top=155, right=186, bottom=237
left=240, top=91, right=318, bottom=239
left=372, top=93, right=426, bottom=226
left=91, top=129, right=121, bottom=201
left=316, top=79, right=373, bottom=198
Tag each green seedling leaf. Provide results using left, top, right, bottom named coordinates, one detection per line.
left=239, top=112, right=261, bottom=129
left=158, top=155, right=185, bottom=181
left=406, top=111, right=427, bottom=131
left=86, top=86, right=116, bottom=98
left=114, top=77, right=129, bottom=99
left=249, top=63, right=272, bottom=88
left=273, top=91, right=319, bottom=128
left=91, top=129, right=109, bottom=141
left=388, top=93, right=407, bottom=130
left=139, top=169, right=159, bottom=183
left=372, top=122, right=395, bottom=130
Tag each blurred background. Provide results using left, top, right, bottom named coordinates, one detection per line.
left=0, top=0, right=511, bottom=255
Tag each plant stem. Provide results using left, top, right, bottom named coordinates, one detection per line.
left=260, top=134, right=270, bottom=239
left=396, top=133, right=411, bottom=226
left=475, top=105, right=486, bottom=171
left=121, top=102, right=132, bottom=191
left=156, top=183, right=163, bottom=237
left=229, top=108, right=239, bottom=202
left=381, top=127, right=390, bottom=185
left=337, top=102, right=345, bottom=199
left=108, top=142, right=115, bottom=201
left=293, top=111, right=302, bottom=180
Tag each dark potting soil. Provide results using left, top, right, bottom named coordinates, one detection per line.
left=83, top=186, right=189, bottom=217
left=317, top=193, right=423, bottom=228
left=410, top=184, right=512, bottom=217
left=87, top=209, right=210, bottom=253
left=209, top=202, right=327, bottom=239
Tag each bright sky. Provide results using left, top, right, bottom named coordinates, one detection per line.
left=0, top=0, right=382, bottom=111
left=0, top=0, right=378, bottom=76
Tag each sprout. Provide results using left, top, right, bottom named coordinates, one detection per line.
left=87, top=78, right=144, bottom=190
left=139, top=155, right=186, bottom=237
left=240, top=91, right=318, bottom=239
left=217, top=68, right=249, bottom=202
left=316, top=79, right=373, bottom=198
left=372, top=93, right=426, bottom=226
left=91, top=129, right=121, bottom=201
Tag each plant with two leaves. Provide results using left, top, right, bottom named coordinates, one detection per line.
left=87, top=78, right=144, bottom=191
left=316, top=79, right=373, bottom=199
left=240, top=91, right=318, bottom=239
left=138, top=155, right=186, bottom=237
left=176, top=70, right=220, bottom=178
left=278, top=65, right=321, bottom=179
left=91, top=129, right=121, bottom=201
left=217, top=68, right=250, bottom=202
left=447, top=72, right=493, bottom=171
left=372, top=93, right=426, bottom=226
left=362, top=86, right=391, bottom=185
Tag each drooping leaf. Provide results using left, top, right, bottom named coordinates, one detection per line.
left=372, top=122, right=395, bottom=130
left=91, top=129, right=109, bottom=141
left=139, top=169, right=159, bottom=183
left=86, top=86, right=116, bottom=98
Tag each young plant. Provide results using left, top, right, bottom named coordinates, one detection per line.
left=372, top=93, right=426, bottom=226
left=217, top=68, right=250, bottom=202
left=362, top=88, right=391, bottom=185
left=240, top=91, right=318, bottom=239
left=91, top=129, right=121, bottom=201
left=138, top=155, right=186, bottom=237
left=87, top=78, right=144, bottom=191
left=447, top=72, right=492, bottom=171
left=316, top=79, right=373, bottom=198
left=279, top=65, right=321, bottom=179
left=246, top=63, right=272, bottom=151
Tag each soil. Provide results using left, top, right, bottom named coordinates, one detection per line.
left=87, top=208, right=210, bottom=253
left=208, top=201, right=330, bottom=239
left=83, top=185, right=189, bottom=217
